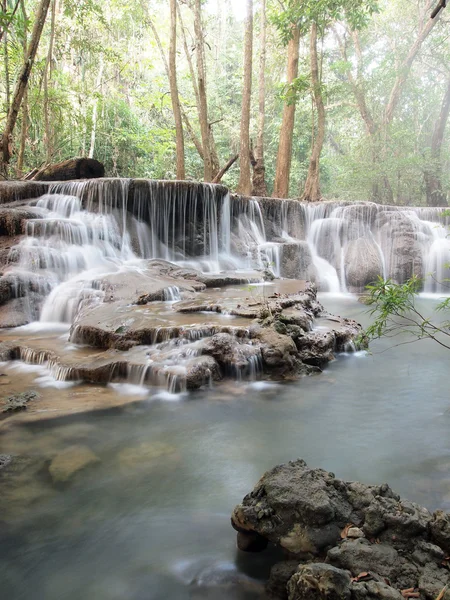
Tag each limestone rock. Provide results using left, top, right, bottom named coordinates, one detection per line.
left=429, top=510, right=450, bottom=554
left=186, top=355, right=221, bottom=389
left=202, top=332, right=261, bottom=375
left=351, top=580, right=403, bottom=600
left=287, top=564, right=351, bottom=600
left=346, top=527, right=364, bottom=539
left=344, top=238, right=382, bottom=291
left=250, top=325, right=302, bottom=376
left=280, top=242, right=317, bottom=282
left=48, top=445, right=100, bottom=484
left=266, top=562, right=299, bottom=600
left=231, top=459, right=450, bottom=599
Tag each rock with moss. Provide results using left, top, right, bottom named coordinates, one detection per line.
left=1, top=390, right=39, bottom=413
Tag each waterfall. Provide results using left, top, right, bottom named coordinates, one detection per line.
left=3, top=180, right=450, bottom=329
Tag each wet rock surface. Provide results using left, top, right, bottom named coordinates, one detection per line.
left=279, top=242, right=317, bottom=282
left=231, top=459, right=450, bottom=600
left=344, top=238, right=383, bottom=290
left=0, top=274, right=363, bottom=395
left=65, top=277, right=363, bottom=389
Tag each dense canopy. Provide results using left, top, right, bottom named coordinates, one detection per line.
left=0, top=0, right=448, bottom=205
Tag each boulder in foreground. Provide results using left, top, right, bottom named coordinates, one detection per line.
left=231, top=459, right=450, bottom=599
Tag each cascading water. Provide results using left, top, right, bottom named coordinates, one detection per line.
left=2, top=179, right=450, bottom=392
left=5, top=182, right=450, bottom=330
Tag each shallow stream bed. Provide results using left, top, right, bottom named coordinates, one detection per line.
left=0, top=294, right=449, bottom=599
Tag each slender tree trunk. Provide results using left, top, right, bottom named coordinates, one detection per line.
left=43, top=0, right=56, bottom=162
left=177, top=0, right=203, bottom=161
left=236, top=0, right=253, bottom=194
left=193, top=0, right=214, bottom=181
left=178, top=1, right=220, bottom=177
left=424, top=77, right=450, bottom=207
left=88, top=56, right=104, bottom=159
left=273, top=25, right=300, bottom=198
left=303, top=23, right=325, bottom=202
left=182, top=110, right=204, bottom=159
left=169, top=0, right=185, bottom=179
left=146, top=3, right=185, bottom=178
left=16, top=0, right=28, bottom=177
left=252, top=0, right=267, bottom=196
left=212, top=153, right=238, bottom=183
left=3, top=1, right=10, bottom=113
left=384, top=1, right=439, bottom=126
left=0, top=0, right=51, bottom=176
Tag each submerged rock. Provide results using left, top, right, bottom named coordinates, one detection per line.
left=117, top=441, right=177, bottom=470
left=231, top=459, right=450, bottom=599
left=48, top=445, right=100, bottom=484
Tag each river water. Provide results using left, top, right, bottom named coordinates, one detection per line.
left=0, top=293, right=449, bottom=599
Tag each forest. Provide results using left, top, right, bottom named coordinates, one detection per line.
left=0, top=0, right=448, bottom=205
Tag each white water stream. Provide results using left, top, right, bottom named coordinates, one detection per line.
left=4, top=180, right=450, bottom=326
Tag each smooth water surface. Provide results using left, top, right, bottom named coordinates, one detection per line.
left=1, top=295, right=449, bottom=599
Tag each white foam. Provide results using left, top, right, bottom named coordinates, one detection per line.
left=108, top=382, right=149, bottom=396
left=150, top=390, right=186, bottom=402
left=248, top=381, right=279, bottom=391
left=12, top=322, right=70, bottom=334
left=34, top=374, right=79, bottom=389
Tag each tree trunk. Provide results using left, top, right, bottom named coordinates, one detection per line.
left=179, top=1, right=220, bottom=178
left=182, top=110, right=204, bottom=159
left=236, top=0, right=253, bottom=195
left=384, top=1, right=440, bottom=126
left=169, top=0, right=185, bottom=179
left=0, top=0, right=51, bottom=176
left=193, top=0, right=214, bottom=181
left=88, top=56, right=104, bottom=159
left=424, top=77, right=450, bottom=207
left=146, top=7, right=185, bottom=178
left=252, top=0, right=267, bottom=197
left=43, top=0, right=57, bottom=163
left=3, top=1, right=10, bottom=113
left=16, top=89, right=28, bottom=176
left=145, top=1, right=185, bottom=179
left=273, top=25, right=300, bottom=198
left=212, top=154, right=239, bottom=183
left=178, top=0, right=203, bottom=163
left=302, top=23, right=325, bottom=202
left=16, top=0, right=28, bottom=177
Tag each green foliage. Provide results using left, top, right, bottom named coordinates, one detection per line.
left=363, top=276, right=450, bottom=351
left=280, top=74, right=311, bottom=106
left=270, top=0, right=379, bottom=43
